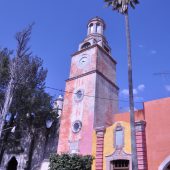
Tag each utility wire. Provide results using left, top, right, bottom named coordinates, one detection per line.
left=45, top=86, right=144, bottom=104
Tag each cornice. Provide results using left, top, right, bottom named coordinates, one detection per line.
left=71, top=44, right=117, bottom=65
left=66, top=70, right=119, bottom=90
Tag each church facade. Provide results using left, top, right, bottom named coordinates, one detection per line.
left=57, top=17, right=170, bottom=170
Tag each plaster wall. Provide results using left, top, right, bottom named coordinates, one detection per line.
left=57, top=73, right=96, bottom=155
left=92, top=121, right=131, bottom=170
left=69, top=47, right=97, bottom=79
left=94, top=74, right=118, bottom=128
left=96, top=47, right=116, bottom=84
left=144, top=97, right=170, bottom=170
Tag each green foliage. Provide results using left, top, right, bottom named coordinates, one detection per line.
left=49, top=153, right=94, bottom=170
left=0, top=25, right=55, bottom=144
left=0, top=48, right=11, bottom=109
left=0, top=25, right=53, bottom=121
left=104, top=0, right=139, bottom=14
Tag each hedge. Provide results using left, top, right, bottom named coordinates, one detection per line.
left=49, top=153, right=94, bottom=170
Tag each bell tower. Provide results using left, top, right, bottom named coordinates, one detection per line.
left=57, top=17, right=119, bottom=155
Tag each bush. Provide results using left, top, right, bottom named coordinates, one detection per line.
left=49, top=153, right=94, bottom=170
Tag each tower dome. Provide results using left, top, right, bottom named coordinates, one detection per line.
left=78, top=17, right=111, bottom=54
left=87, top=16, right=106, bottom=35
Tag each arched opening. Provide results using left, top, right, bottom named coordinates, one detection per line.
left=96, top=22, right=101, bottom=33
left=81, top=42, right=91, bottom=50
left=162, top=162, right=170, bottom=170
left=111, top=159, right=129, bottom=170
left=6, top=157, right=18, bottom=170
left=159, top=156, right=170, bottom=170
left=89, top=23, right=93, bottom=34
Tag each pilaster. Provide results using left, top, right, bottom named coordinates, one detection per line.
left=95, top=127, right=105, bottom=170
left=135, top=121, right=148, bottom=170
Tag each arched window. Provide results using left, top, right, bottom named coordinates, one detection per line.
left=89, top=23, right=93, bottom=34
left=96, top=23, right=101, bottom=33
left=81, top=42, right=91, bottom=50
left=115, top=124, right=124, bottom=148
left=158, top=156, right=170, bottom=170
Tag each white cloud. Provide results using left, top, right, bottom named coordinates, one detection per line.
left=121, top=88, right=138, bottom=96
left=150, top=50, right=157, bottom=54
left=121, top=89, right=129, bottom=96
left=133, top=89, right=138, bottom=95
left=137, top=84, right=145, bottom=91
left=165, top=85, right=170, bottom=92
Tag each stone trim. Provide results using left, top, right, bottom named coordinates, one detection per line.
left=71, top=44, right=117, bottom=65
left=105, top=149, right=132, bottom=170
left=135, top=121, right=148, bottom=170
left=95, top=127, right=105, bottom=170
left=66, top=70, right=119, bottom=90
left=158, top=155, right=170, bottom=170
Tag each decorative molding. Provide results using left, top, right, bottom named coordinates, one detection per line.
left=105, top=149, right=132, bottom=170
left=135, top=120, right=146, bottom=132
left=158, top=155, right=170, bottom=170
left=95, top=127, right=105, bottom=170
left=71, top=44, right=117, bottom=65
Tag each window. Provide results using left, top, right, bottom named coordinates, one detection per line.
left=81, top=42, right=91, bottom=49
left=115, top=125, right=124, bottom=148
left=72, top=120, right=82, bottom=133
left=89, top=23, right=93, bottom=33
left=96, top=23, right=101, bottom=33
left=74, top=89, right=84, bottom=102
left=112, top=159, right=129, bottom=170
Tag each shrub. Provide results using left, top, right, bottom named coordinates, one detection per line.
left=49, top=153, right=94, bottom=170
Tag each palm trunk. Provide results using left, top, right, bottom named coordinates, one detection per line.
left=125, top=12, right=138, bottom=170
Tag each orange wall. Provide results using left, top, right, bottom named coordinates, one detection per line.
left=91, top=121, right=131, bottom=170
left=144, top=97, right=170, bottom=170
left=113, top=109, right=145, bottom=123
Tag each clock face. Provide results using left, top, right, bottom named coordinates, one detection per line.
left=79, top=55, right=88, bottom=67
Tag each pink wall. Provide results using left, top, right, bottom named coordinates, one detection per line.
left=144, top=97, right=170, bottom=170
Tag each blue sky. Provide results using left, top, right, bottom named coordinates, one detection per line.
left=0, top=0, right=170, bottom=111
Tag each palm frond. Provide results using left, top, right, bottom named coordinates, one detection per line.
left=104, top=0, right=139, bottom=14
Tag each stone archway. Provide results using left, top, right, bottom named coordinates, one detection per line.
left=106, top=149, right=132, bottom=170
left=111, top=159, right=129, bottom=170
left=158, top=156, right=170, bottom=170
left=6, top=156, right=18, bottom=170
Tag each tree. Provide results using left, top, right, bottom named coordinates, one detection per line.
left=0, top=25, right=54, bottom=168
left=0, top=24, right=53, bottom=137
left=104, top=0, right=139, bottom=169
left=0, top=49, right=11, bottom=113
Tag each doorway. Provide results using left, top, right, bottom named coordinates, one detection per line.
left=111, top=159, right=129, bottom=170
left=6, top=157, right=18, bottom=170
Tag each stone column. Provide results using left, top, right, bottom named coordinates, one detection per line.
left=95, top=127, right=105, bottom=170
left=135, top=121, right=148, bottom=170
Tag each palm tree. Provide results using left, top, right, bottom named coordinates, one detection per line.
left=104, top=0, right=139, bottom=169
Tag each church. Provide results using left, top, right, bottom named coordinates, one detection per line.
left=57, top=17, right=170, bottom=170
